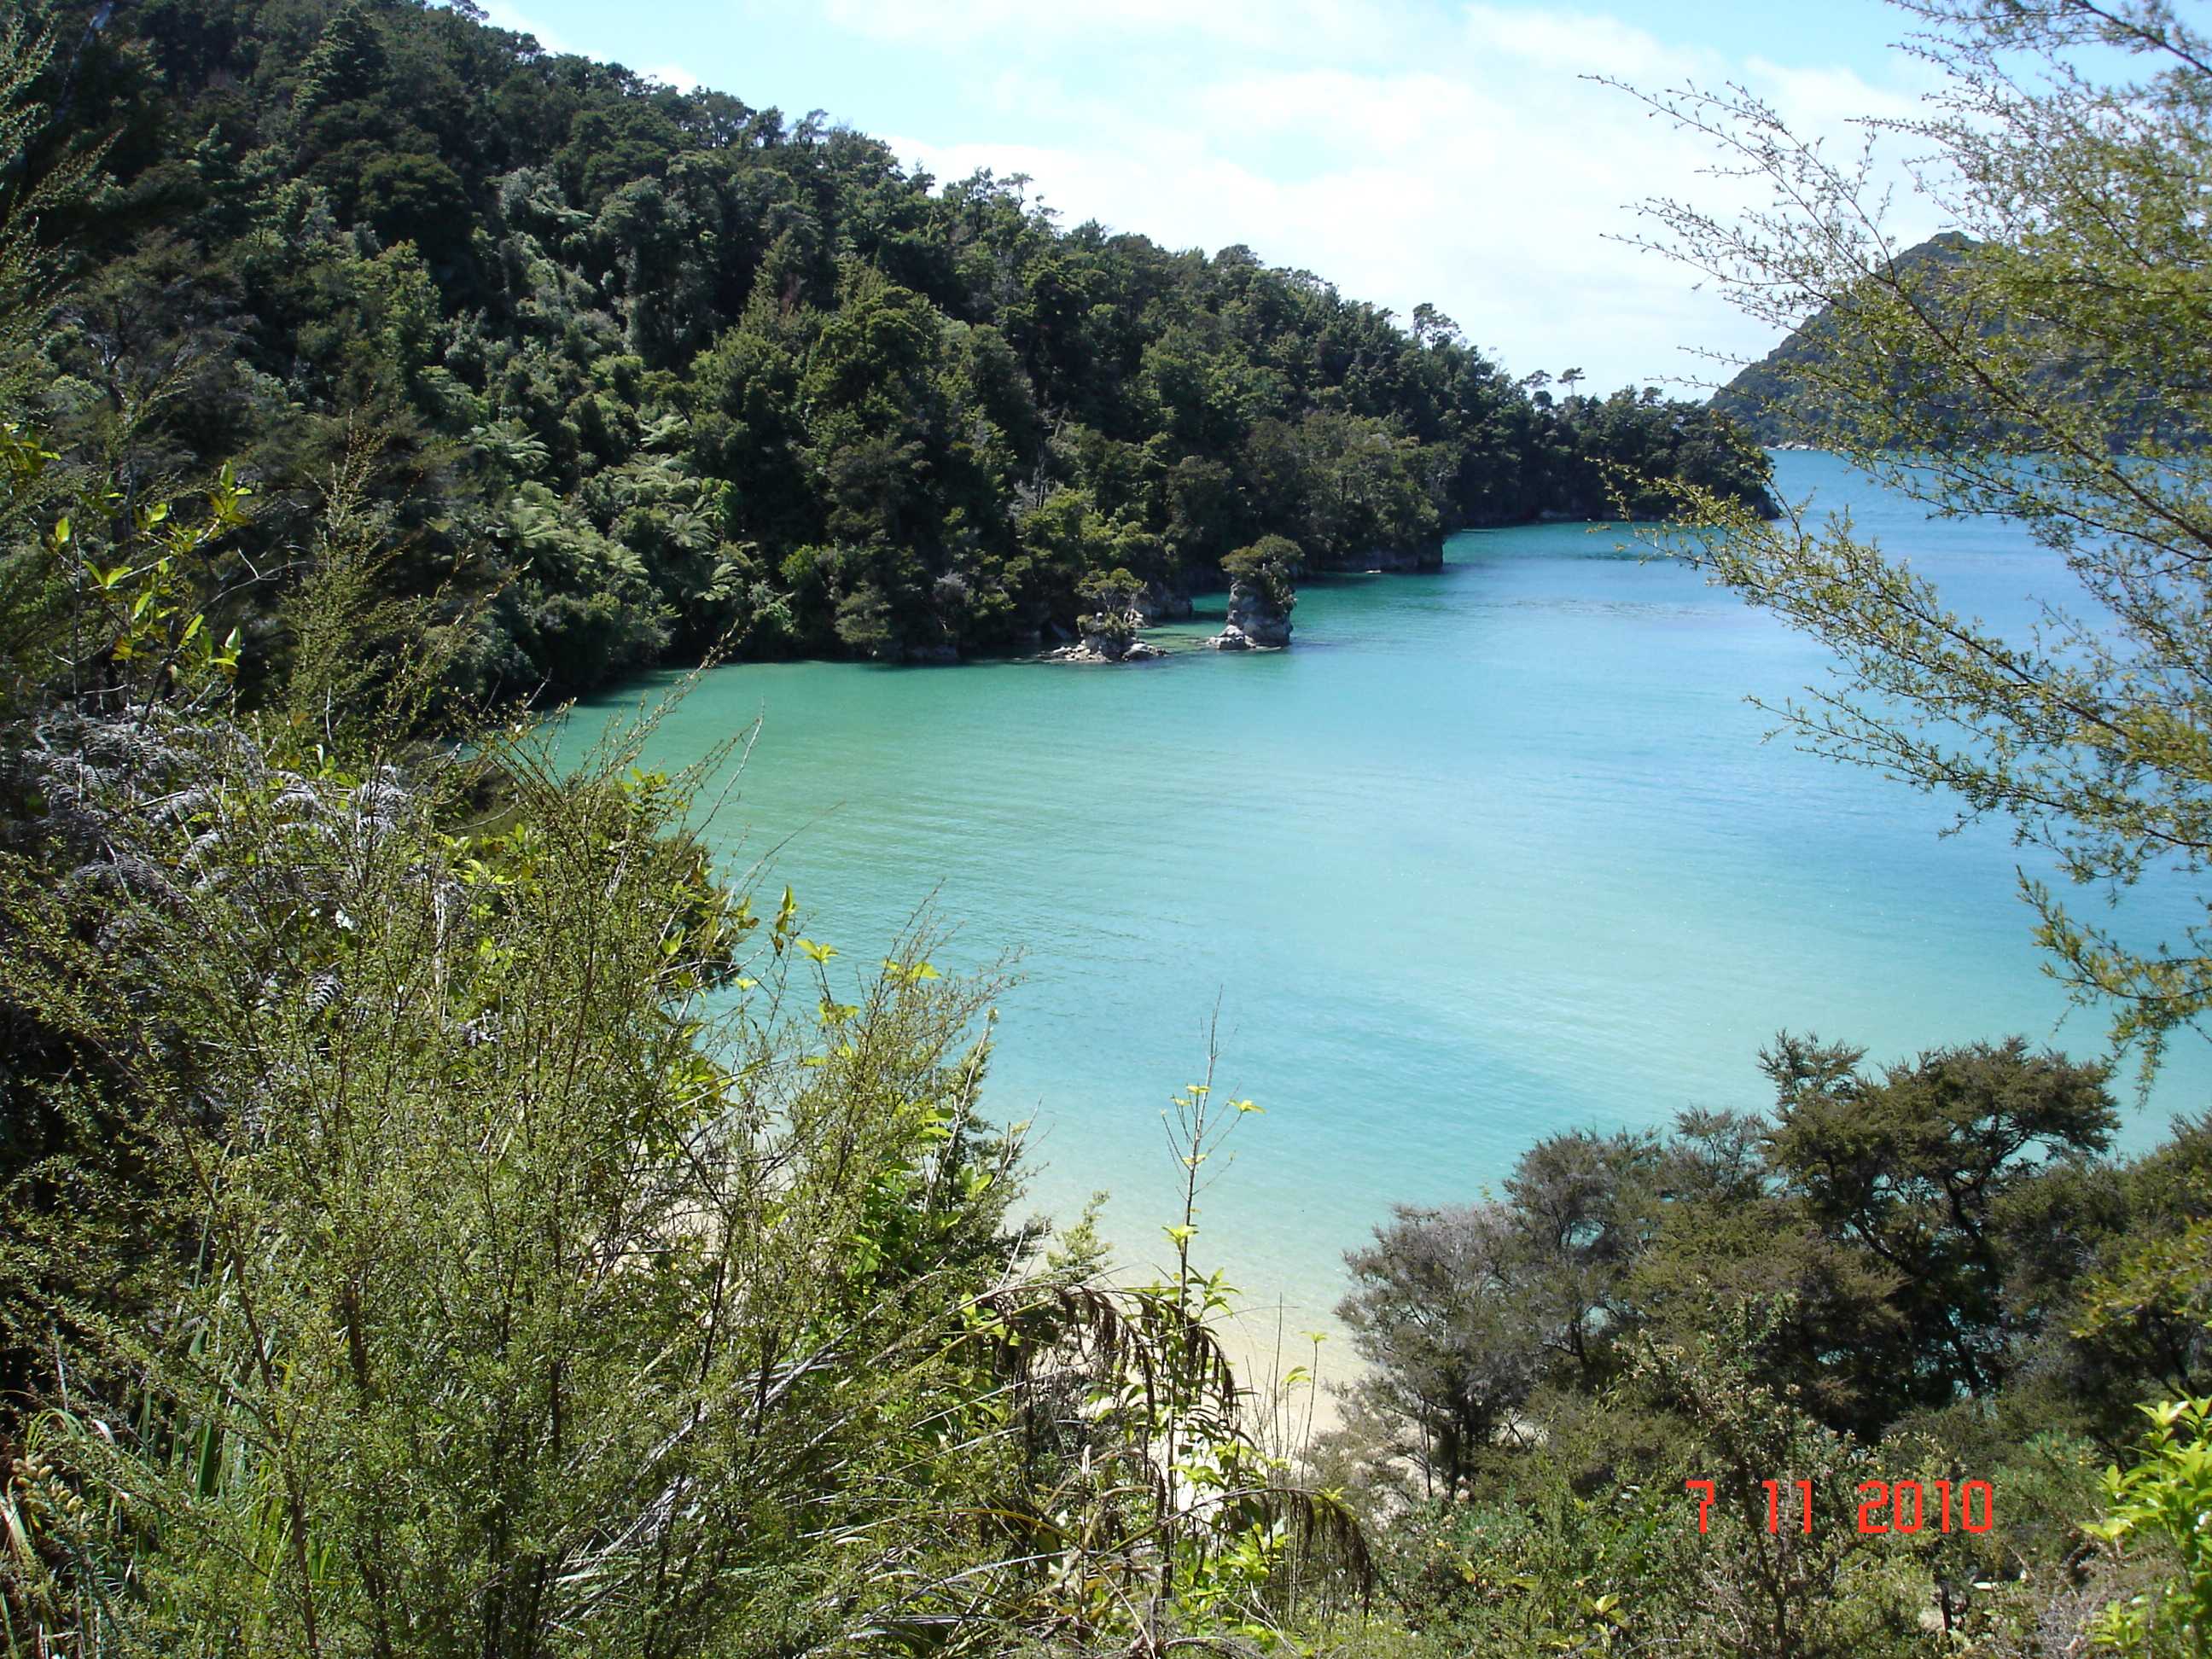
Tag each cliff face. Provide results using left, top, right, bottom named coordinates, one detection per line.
left=1206, top=580, right=1294, bottom=650
left=1229, top=582, right=1294, bottom=647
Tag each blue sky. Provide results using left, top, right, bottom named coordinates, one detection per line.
left=477, top=0, right=1943, bottom=391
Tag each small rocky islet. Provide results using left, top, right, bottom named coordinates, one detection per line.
left=1041, top=538, right=1443, bottom=661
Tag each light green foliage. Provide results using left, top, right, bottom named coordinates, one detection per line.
left=1628, top=1311, right=1937, bottom=1658
left=1607, top=15, right=2212, bottom=1624
left=1376, top=1451, right=1685, bottom=1656
left=20, top=4, right=2212, bottom=1654
left=2071, top=1202, right=2212, bottom=1415
left=0, top=360, right=1367, bottom=1651
left=1365, top=1310, right=1946, bottom=1659
left=0, top=423, right=258, bottom=728
left=950, top=1058, right=1371, bottom=1652
left=1621, top=0, right=2212, bottom=1072
left=2089, top=1398, right=2212, bottom=1655
left=1022, top=489, right=1166, bottom=636
left=0, top=193, right=1377, bottom=1641
left=0, top=710, right=1036, bottom=1653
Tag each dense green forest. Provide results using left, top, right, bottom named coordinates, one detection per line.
left=1316, top=1037, right=2212, bottom=1654
left=9, top=0, right=1773, bottom=696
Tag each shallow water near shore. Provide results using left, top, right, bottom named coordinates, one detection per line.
left=553, top=451, right=2210, bottom=1358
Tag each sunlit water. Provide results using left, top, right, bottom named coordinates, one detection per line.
left=553, top=451, right=2209, bottom=1358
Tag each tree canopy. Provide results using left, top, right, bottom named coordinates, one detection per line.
left=9, top=0, right=1774, bottom=700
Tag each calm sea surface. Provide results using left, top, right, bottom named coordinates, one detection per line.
left=555, top=451, right=2209, bottom=1348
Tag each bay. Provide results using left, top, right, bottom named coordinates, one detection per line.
left=553, top=450, right=2210, bottom=1350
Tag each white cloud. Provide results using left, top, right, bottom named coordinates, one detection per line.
left=821, top=0, right=1393, bottom=51
left=478, top=0, right=575, bottom=55
left=1743, top=56, right=1931, bottom=125
left=480, top=2, right=696, bottom=89
left=1199, top=71, right=1484, bottom=155
left=877, top=3, right=1945, bottom=392
left=1461, top=3, right=1708, bottom=83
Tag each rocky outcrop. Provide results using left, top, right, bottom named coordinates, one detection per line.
left=1045, top=609, right=1166, bottom=663
left=1045, top=637, right=1165, bottom=663
left=1231, top=581, right=1293, bottom=646
left=1208, top=580, right=1292, bottom=649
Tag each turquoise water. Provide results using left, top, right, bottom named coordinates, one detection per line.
left=556, top=451, right=2209, bottom=1342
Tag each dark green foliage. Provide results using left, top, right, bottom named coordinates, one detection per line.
left=1074, top=563, right=1144, bottom=649
left=0, top=425, right=1378, bottom=1652
left=14, top=0, right=2205, bottom=1648
left=1336, top=1038, right=2133, bottom=1486
left=1327, top=1031, right=2212, bottom=1656
left=1761, top=1035, right=2117, bottom=1409
left=0, top=41, right=1391, bottom=1650
left=9, top=0, right=1774, bottom=698
left=0, top=423, right=1378, bottom=1659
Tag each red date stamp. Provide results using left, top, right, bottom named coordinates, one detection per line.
left=1685, top=1478, right=1994, bottom=1535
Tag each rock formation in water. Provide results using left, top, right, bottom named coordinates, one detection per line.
left=1207, top=535, right=1300, bottom=650
left=1208, top=583, right=1292, bottom=650
left=1045, top=606, right=1166, bottom=662
left=1051, top=569, right=1166, bottom=661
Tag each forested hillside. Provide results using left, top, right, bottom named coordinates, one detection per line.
left=16, top=0, right=1773, bottom=695
left=1711, top=230, right=2199, bottom=451
left=1711, top=235, right=1978, bottom=446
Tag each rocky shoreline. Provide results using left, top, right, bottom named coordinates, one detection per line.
left=1040, top=627, right=1168, bottom=664
left=1304, top=537, right=1446, bottom=574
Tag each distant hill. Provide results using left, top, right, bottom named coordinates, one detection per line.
left=1710, top=234, right=1976, bottom=446
left=1711, top=231, right=2196, bottom=452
